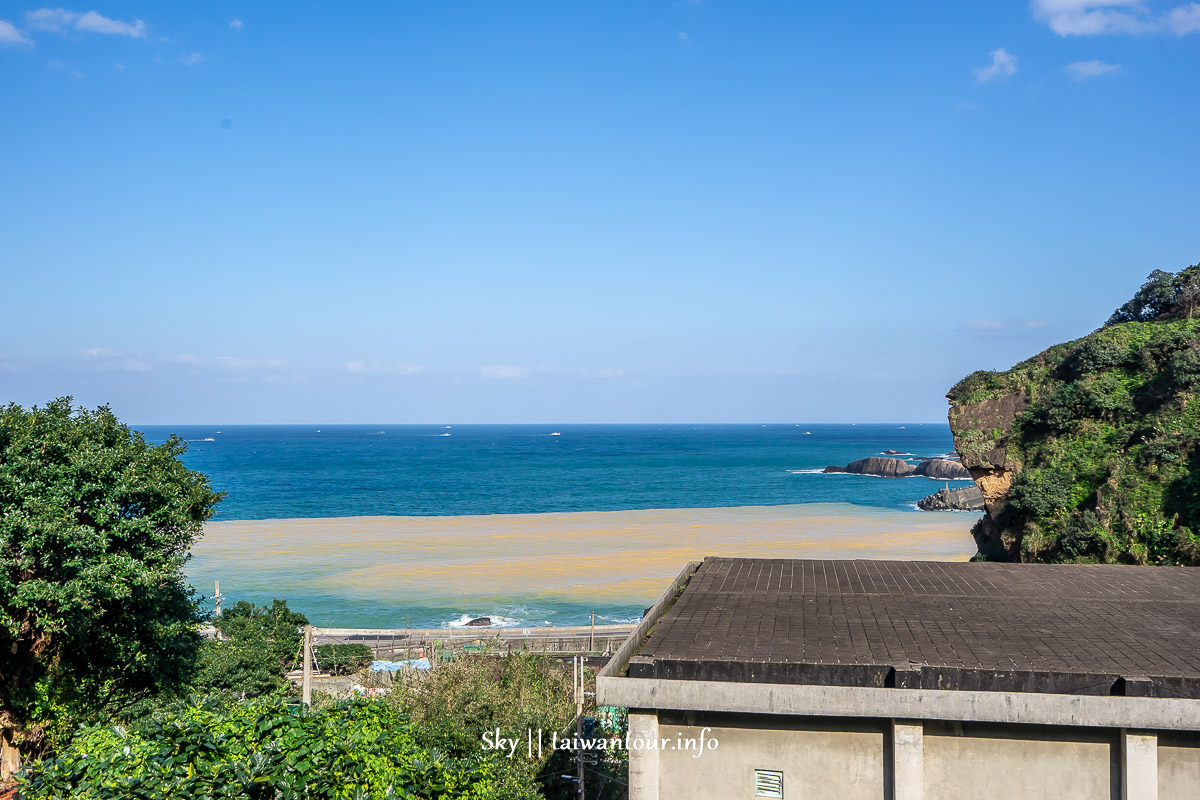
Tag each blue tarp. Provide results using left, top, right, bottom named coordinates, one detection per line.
left=370, top=658, right=431, bottom=672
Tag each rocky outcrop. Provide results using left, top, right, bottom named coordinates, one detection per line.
left=917, top=485, right=986, bottom=511
left=823, top=456, right=969, bottom=479
left=946, top=391, right=1030, bottom=559
left=465, top=617, right=492, bottom=627
left=824, top=457, right=915, bottom=477
left=912, top=458, right=971, bottom=480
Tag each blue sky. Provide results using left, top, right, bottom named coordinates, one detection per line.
left=1, top=1, right=1197, bottom=423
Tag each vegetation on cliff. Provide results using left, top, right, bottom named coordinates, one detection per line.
left=947, top=263, right=1200, bottom=564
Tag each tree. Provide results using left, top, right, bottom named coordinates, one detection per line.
left=190, top=599, right=310, bottom=697
left=0, top=399, right=221, bottom=779
left=1107, top=263, right=1200, bottom=325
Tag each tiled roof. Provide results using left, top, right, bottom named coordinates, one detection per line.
left=628, top=557, right=1200, bottom=697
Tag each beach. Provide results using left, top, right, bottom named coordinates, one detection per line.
left=190, top=503, right=978, bottom=627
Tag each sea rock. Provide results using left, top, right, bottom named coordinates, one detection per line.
left=917, top=485, right=985, bottom=511
left=912, top=458, right=972, bottom=480
left=823, top=457, right=916, bottom=477
left=881, top=449, right=910, bottom=455
left=465, top=617, right=492, bottom=627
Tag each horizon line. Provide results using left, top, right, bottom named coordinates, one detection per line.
left=132, top=420, right=952, bottom=427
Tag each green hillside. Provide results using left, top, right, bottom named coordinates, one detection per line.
left=947, top=263, right=1200, bottom=564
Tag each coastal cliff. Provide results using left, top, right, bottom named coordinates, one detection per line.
left=946, top=263, right=1200, bottom=564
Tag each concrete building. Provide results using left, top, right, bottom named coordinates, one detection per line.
left=597, top=557, right=1200, bottom=800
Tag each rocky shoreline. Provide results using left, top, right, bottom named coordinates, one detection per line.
left=822, top=456, right=971, bottom=480
left=818, top=453, right=983, bottom=512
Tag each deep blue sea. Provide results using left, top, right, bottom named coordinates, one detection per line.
left=141, top=423, right=964, bottom=520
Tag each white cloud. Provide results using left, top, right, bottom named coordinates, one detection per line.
left=27, top=8, right=147, bottom=38
left=176, top=51, right=203, bottom=66
left=0, top=19, right=33, bottom=46
left=229, top=18, right=243, bottom=30
left=82, top=348, right=290, bottom=373
left=1066, top=59, right=1122, bottom=78
left=26, top=8, right=75, bottom=31
left=965, top=318, right=1008, bottom=331
left=480, top=365, right=531, bottom=380
left=76, top=10, right=145, bottom=37
left=1165, top=2, right=1200, bottom=32
left=1032, top=0, right=1152, bottom=35
left=975, top=48, right=1017, bottom=83
left=1032, top=0, right=1200, bottom=35
left=677, top=31, right=689, bottom=43
left=343, top=361, right=423, bottom=376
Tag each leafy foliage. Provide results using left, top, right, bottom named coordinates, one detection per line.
left=189, top=599, right=310, bottom=698
left=394, top=653, right=624, bottom=800
left=19, top=697, right=499, bottom=799
left=0, top=399, right=221, bottom=768
left=1107, top=263, right=1200, bottom=325
left=948, top=263, right=1200, bottom=564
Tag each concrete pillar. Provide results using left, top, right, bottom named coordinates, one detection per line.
left=891, top=720, right=924, bottom=800
left=628, top=710, right=660, bottom=800
left=1121, top=729, right=1158, bottom=800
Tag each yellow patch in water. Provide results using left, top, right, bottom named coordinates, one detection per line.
left=191, top=504, right=976, bottom=607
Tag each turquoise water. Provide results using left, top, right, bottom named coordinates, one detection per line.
left=141, top=423, right=966, bottom=521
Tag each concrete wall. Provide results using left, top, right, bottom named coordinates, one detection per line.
left=1159, top=733, right=1200, bottom=800
left=922, top=722, right=1117, bottom=800
left=656, top=712, right=884, bottom=800
left=632, top=712, right=1200, bottom=800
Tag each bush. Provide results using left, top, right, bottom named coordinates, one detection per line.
left=20, top=697, right=501, bottom=799
left=396, top=653, right=625, bottom=800
left=188, top=599, right=310, bottom=699
left=1009, top=469, right=1074, bottom=519
left=1057, top=511, right=1112, bottom=563
left=1062, top=336, right=1129, bottom=377
left=947, top=370, right=1005, bottom=405
left=190, top=638, right=292, bottom=699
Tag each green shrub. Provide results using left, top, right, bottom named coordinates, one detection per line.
left=1062, top=336, right=1129, bottom=377
left=186, top=599, right=311, bottom=699
left=395, top=653, right=625, bottom=800
left=20, top=697, right=501, bottom=799
left=1057, top=511, right=1111, bottom=563
left=947, top=370, right=1005, bottom=405
left=1009, top=469, right=1074, bottom=519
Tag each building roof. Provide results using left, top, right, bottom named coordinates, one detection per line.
left=627, top=557, right=1200, bottom=698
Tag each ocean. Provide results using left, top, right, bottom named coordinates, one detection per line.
left=144, top=423, right=967, bottom=520
left=140, top=424, right=979, bottom=628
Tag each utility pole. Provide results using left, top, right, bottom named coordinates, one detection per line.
left=302, top=625, right=313, bottom=707
left=214, top=580, right=223, bottom=618
left=589, top=611, right=595, bottom=654
left=575, top=656, right=585, bottom=800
